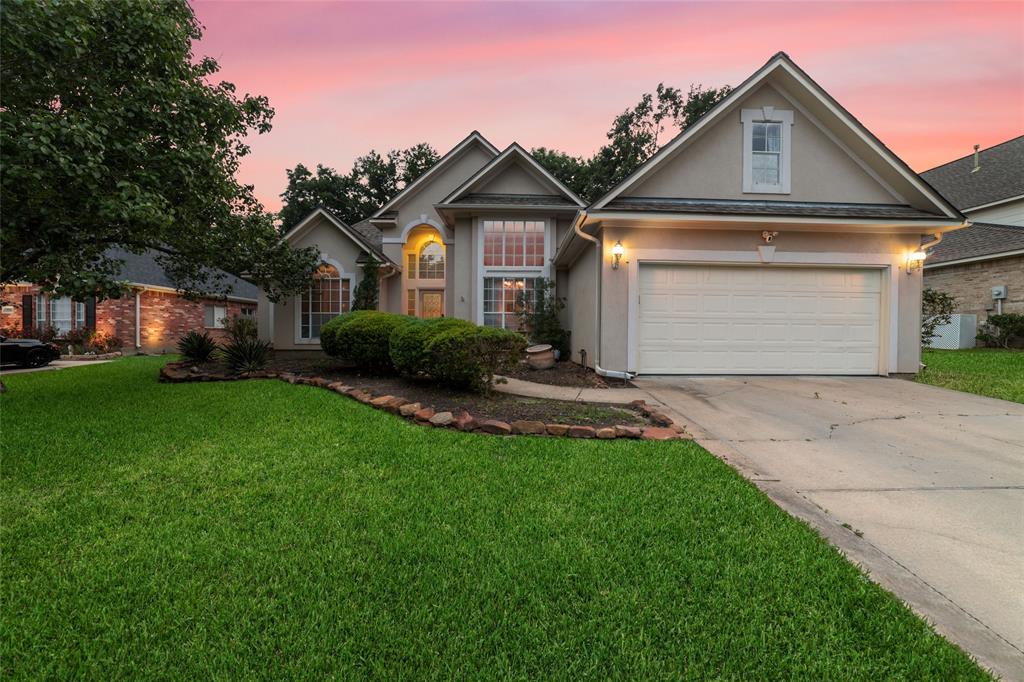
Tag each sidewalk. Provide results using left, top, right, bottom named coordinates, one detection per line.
left=494, top=375, right=650, bottom=405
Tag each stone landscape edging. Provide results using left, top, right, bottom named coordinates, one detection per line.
left=159, top=361, right=690, bottom=441
left=60, top=351, right=123, bottom=361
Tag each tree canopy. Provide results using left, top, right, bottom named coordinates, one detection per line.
left=0, top=0, right=318, bottom=302
left=278, top=144, right=440, bottom=230
left=534, top=83, right=732, bottom=202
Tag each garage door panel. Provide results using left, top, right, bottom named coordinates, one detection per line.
left=637, top=265, right=881, bottom=375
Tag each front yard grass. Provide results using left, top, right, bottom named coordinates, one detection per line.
left=917, top=348, right=1024, bottom=403
left=1, top=357, right=987, bottom=679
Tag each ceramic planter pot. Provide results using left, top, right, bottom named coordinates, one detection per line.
left=525, top=344, right=555, bottom=370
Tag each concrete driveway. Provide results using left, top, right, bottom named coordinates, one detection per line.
left=634, top=375, right=1024, bottom=679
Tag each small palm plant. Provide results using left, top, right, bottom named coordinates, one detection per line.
left=221, top=337, right=272, bottom=374
left=177, top=330, right=217, bottom=362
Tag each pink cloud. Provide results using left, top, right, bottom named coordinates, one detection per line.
left=193, top=1, right=1024, bottom=211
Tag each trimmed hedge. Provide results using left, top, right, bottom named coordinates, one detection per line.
left=320, top=311, right=413, bottom=372
left=391, top=318, right=526, bottom=392
left=390, top=317, right=474, bottom=377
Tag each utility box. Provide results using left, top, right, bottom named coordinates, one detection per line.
left=929, top=314, right=978, bottom=349
left=992, top=285, right=1008, bottom=300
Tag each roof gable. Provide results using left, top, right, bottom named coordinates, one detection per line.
left=921, top=136, right=1024, bottom=211
left=441, top=143, right=585, bottom=207
left=592, top=52, right=961, bottom=220
left=371, top=131, right=499, bottom=218
left=284, top=208, right=393, bottom=264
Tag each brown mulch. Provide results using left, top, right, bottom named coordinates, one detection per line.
left=506, top=360, right=636, bottom=389
left=196, top=354, right=644, bottom=428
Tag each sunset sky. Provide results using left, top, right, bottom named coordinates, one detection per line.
left=193, top=1, right=1024, bottom=212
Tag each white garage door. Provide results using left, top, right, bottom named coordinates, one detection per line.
left=637, top=264, right=881, bottom=375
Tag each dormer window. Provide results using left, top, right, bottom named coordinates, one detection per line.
left=742, top=107, right=793, bottom=194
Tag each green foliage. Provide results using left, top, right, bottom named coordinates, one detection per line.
left=533, top=83, right=730, bottom=201
left=918, top=348, right=1024, bottom=403
left=0, top=0, right=319, bottom=302
left=351, top=259, right=380, bottom=311
left=223, top=314, right=258, bottom=345
left=976, top=313, right=1024, bottom=349
left=389, top=317, right=475, bottom=377
left=220, top=337, right=272, bottom=374
left=921, top=288, right=956, bottom=346
left=417, top=323, right=527, bottom=392
left=319, top=310, right=412, bottom=372
left=278, top=144, right=440, bottom=229
left=515, top=278, right=570, bottom=358
left=177, top=330, right=217, bottom=363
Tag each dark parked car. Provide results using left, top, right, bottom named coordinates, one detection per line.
left=0, top=336, right=62, bottom=368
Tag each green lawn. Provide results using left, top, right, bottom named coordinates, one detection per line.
left=918, top=348, right=1024, bottom=403
left=1, top=358, right=987, bottom=679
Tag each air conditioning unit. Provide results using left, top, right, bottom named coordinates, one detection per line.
left=928, top=314, right=977, bottom=349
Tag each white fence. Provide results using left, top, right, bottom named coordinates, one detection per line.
left=928, top=314, right=977, bottom=350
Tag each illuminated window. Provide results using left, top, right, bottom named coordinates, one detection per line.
left=483, top=277, right=539, bottom=329
left=482, top=220, right=545, bottom=267
left=406, top=289, right=416, bottom=316
left=300, top=263, right=349, bottom=340
left=418, top=241, right=445, bottom=279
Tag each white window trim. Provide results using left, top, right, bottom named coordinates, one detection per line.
left=742, top=107, right=793, bottom=194
left=204, top=304, right=229, bottom=329
left=293, top=256, right=353, bottom=345
left=474, top=216, right=554, bottom=325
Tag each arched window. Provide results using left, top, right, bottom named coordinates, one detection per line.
left=418, top=241, right=445, bottom=280
left=300, top=263, right=349, bottom=340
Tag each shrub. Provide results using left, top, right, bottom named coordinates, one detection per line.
left=177, top=330, right=217, bottom=362
left=516, top=278, right=570, bottom=358
left=416, top=323, right=527, bottom=392
left=64, top=327, right=96, bottom=352
left=89, top=332, right=122, bottom=353
left=977, top=313, right=1024, bottom=349
left=223, top=314, right=258, bottom=345
left=921, top=288, right=956, bottom=347
left=320, top=310, right=412, bottom=372
left=390, top=317, right=475, bottom=377
left=221, top=337, right=272, bottom=373
left=351, top=259, right=380, bottom=311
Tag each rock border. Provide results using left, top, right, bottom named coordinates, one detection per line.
left=159, top=361, right=690, bottom=441
left=60, top=351, right=123, bottom=361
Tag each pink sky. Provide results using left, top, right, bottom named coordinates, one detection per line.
left=193, top=1, right=1024, bottom=212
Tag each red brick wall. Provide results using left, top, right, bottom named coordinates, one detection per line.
left=1, top=284, right=256, bottom=353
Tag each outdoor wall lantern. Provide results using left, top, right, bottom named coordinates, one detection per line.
left=611, top=241, right=625, bottom=270
left=905, top=250, right=927, bottom=274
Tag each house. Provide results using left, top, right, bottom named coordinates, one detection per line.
left=0, top=248, right=259, bottom=353
left=259, top=52, right=965, bottom=376
left=921, top=136, right=1024, bottom=319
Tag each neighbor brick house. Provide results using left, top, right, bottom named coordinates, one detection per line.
left=921, top=136, right=1024, bottom=319
left=260, top=53, right=966, bottom=377
left=1, top=248, right=258, bottom=353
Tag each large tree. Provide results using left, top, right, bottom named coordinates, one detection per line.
left=279, top=143, right=440, bottom=230
left=534, top=83, right=732, bottom=202
left=0, top=0, right=318, bottom=302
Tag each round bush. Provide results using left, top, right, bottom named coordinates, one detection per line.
left=319, top=310, right=413, bottom=373
left=390, top=317, right=474, bottom=377
left=405, top=323, right=526, bottom=392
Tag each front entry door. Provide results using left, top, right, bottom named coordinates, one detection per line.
left=420, top=291, right=443, bottom=318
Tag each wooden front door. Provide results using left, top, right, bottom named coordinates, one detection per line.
left=420, top=291, right=443, bottom=318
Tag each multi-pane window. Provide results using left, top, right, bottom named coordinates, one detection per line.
left=751, top=122, right=782, bottom=186
left=33, top=295, right=87, bottom=335
left=483, top=220, right=545, bottom=267
left=240, top=306, right=255, bottom=319
left=49, top=297, right=73, bottom=335
left=204, top=305, right=228, bottom=328
left=418, top=242, right=445, bottom=279
left=406, top=289, right=416, bottom=316
left=300, top=263, right=349, bottom=340
left=483, top=277, right=539, bottom=330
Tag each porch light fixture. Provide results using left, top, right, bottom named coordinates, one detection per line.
left=611, top=241, right=625, bottom=270
left=905, top=250, right=926, bottom=274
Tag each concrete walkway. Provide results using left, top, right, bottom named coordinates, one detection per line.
left=494, top=375, right=650, bottom=404
left=0, top=359, right=113, bottom=376
left=634, top=375, right=1024, bottom=681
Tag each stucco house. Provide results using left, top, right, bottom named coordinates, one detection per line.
left=259, top=52, right=966, bottom=376
left=921, top=136, right=1024, bottom=319
left=1, top=248, right=258, bottom=353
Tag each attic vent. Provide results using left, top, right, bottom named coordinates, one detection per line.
left=971, top=144, right=981, bottom=173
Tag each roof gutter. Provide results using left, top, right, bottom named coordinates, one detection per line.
left=572, top=212, right=634, bottom=381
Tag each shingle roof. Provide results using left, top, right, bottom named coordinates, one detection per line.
left=448, top=193, right=579, bottom=208
left=600, top=197, right=944, bottom=220
left=921, top=136, right=1024, bottom=210
left=925, top=222, right=1024, bottom=266
left=104, top=247, right=260, bottom=300
left=348, top=218, right=389, bottom=264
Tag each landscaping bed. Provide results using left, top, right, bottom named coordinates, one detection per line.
left=506, top=359, right=635, bottom=389
left=160, top=356, right=680, bottom=439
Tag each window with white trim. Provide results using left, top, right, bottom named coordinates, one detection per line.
left=483, top=276, right=540, bottom=330
left=418, top=241, right=445, bottom=279
left=483, top=220, right=545, bottom=267
left=741, top=108, right=793, bottom=194
left=204, top=305, right=228, bottom=329
left=300, top=263, right=349, bottom=340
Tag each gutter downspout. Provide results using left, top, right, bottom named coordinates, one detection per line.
left=572, top=213, right=635, bottom=381
left=134, top=289, right=141, bottom=350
